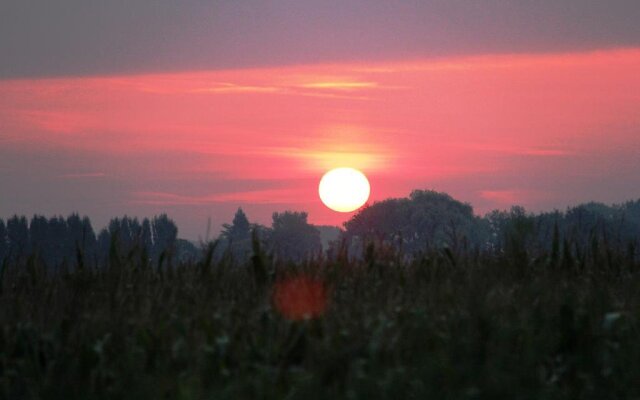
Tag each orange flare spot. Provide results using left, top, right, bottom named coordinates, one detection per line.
left=273, top=276, right=328, bottom=321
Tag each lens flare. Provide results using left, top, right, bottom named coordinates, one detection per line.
left=273, top=276, right=328, bottom=321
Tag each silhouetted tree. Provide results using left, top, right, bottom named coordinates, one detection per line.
left=140, top=218, right=153, bottom=253
left=92, top=214, right=178, bottom=266
left=105, top=216, right=150, bottom=262
left=7, top=215, right=29, bottom=261
left=503, top=206, right=535, bottom=267
left=0, top=219, right=7, bottom=262
left=550, top=220, right=561, bottom=268
left=270, top=211, right=321, bottom=262
left=80, top=216, right=98, bottom=261
left=152, top=214, right=178, bottom=262
left=109, top=216, right=138, bottom=252
left=48, top=216, right=68, bottom=266
left=222, top=208, right=251, bottom=242
left=64, top=214, right=97, bottom=265
left=29, top=215, right=50, bottom=263
left=97, top=228, right=111, bottom=263
left=344, top=190, right=484, bottom=256
left=220, top=208, right=254, bottom=262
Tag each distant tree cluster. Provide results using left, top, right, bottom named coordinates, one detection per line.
left=483, top=200, right=640, bottom=268
left=216, top=208, right=322, bottom=264
left=0, top=214, right=180, bottom=268
left=341, top=190, right=640, bottom=266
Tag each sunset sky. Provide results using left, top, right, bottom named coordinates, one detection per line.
left=1, top=1, right=640, bottom=239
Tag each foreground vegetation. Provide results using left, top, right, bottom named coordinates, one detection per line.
left=1, top=234, right=639, bottom=399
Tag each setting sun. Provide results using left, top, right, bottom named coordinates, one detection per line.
left=318, top=167, right=370, bottom=212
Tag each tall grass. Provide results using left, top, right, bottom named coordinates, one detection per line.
left=0, top=236, right=639, bottom=399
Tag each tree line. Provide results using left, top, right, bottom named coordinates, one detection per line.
left=0, top=214, right=178, bottom=268
left=219, top=190, right=640, bottom=266
left=2, top=190, right=639, bottom=268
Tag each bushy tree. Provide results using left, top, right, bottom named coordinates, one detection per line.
left=344, top=190, right=484, bottom=255
left=270, top=211, right=321, bottom=262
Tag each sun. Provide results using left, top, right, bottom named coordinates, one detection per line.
left=319, top=167, right=370, bottom=212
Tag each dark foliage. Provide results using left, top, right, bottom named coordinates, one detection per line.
left=0, top=227, right=639, bottom=398
left=214, top=209, right=323, bottom=265
left=269, top=211, right=322, bottom=263
left=0, top=214, right=180, bottom=269
left=342, top=190, right=640, bottom=266
left=1, top=192, right=640, bottom=398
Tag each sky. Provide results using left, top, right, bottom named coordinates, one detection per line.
left=1, top=1, right=640, bottom=240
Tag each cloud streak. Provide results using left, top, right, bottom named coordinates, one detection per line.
left=131, top=189, right=309, bottom=206
left=2, top=1, right=640, bottom=78
left=58, top=172, right=107, bottom=179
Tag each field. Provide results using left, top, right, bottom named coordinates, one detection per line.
left=1, top=240, right=639, bottom=400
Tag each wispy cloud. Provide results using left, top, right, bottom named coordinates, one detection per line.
left=292, top=91, right=374, bottom=101
left=131, top=188, right=309, bottom=206
left=519, top=148, right=572, bottom=157
left=297, top=81, right=378, bottom=90
left=58, top=172, right=107, bottom=179
left=191, top=82, right=282, bottom=94
left=189, top=77, right=385, bottom=98
left=12, top=110, right=94, bottom=135
left=355, top=49, right=640, bottom=74
left=453, top=143, right=574, bottom=157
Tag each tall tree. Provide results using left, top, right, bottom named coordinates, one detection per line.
left=141, top=218, right=153, bottom=255
left=7, top=215, right=29, bottom=261
left=107, top=216, right=144, bottom=257
left=66, top=214, right=97, bottom=266
left=220, top=208, right=254, bottom=262
left=0, top=219, right=7, bottom=262
left=80, top=216, right=98, bottom=262
left=96, top=228, right=111, bottom=264
left=29, top=215, right=50, bottom=263
left=152, top=214, right=178, bottom=261
left=221, top=208, right=251, bottom=242
left=48, top=216, right=68, bottom=266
